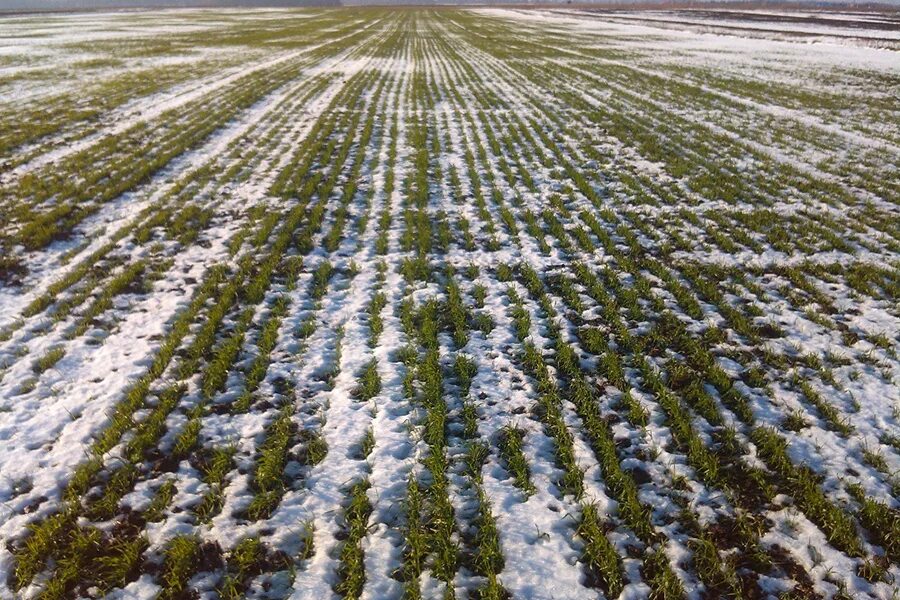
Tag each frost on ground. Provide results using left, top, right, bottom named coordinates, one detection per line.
left=0, top=7, right=898, bottom=600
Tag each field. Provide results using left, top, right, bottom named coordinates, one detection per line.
left=0, top=6, right=898, bottom=599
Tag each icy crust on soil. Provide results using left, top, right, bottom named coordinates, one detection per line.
left=0, top=7, right=899, bottom=600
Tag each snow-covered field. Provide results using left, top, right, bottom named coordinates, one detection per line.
left=0, top=7, right=898, bottom=599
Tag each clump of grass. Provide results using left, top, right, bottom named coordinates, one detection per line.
left=310, top=261, right=334, bottom=300
left=86, top=462, right=138, bottom=520
left=368, top=292, right=387, bottom=347
left=171, top=410, right=202, bottom=460
left=444, top=279, right=469, bottom=348
left=617, top=388, right=649, bottom=427
left=159, top=535, right=202, bottom=599
left=858, top=556, right=890, bottom=583
left=16, top=377, right=38, bottom=395
left=201, top=314, right=249, bottom=399
left=298, top=520, right=316, bottom=561
left=521, top=342, right=584, bottom=499
left=472, top=284, right=487, bottom=308
left=751, top=427, right=863, bottom=557
left=861, top=446, right=888, bottom=473
left=144, top=479, right=176, bottom=523
left=353, top=359, right=381, bottom=401
left=496, top=264, right=512, bottom=282
left=13, top=512, right=74, bottom=590
left=470, top=487, right=503, bottom=579
left=334, top=479, right=373, bottom=598
left=67, top=260, right=151, bottom=339
left=234, top=298, right=289, bottom=412
left=577, top=503, right=624, bottom=597
left=642, top=548, right=686, bottom=599
left=298, top=429, right=328, bottom=466
left=0, top=254, right=27, bottom=285
left=356, top=428, right=375, bottom=459
left=508, top=290, right=531, bottom=342
left=880, top=433, right=900, bottom=453
left=125, top=384, right=186, bottom=463
left=246, top=407, right=294, bottom=520
left=38, top=525, right=103, bottom=599
left=798, top=379, right=853, bottom=436
left=297, top=315, right=317, bottom=339
left=461, top=401, right=478, bottom=441
left=599, top=350, right=628, bottom=391
left=455, top=354, right=477, bottom=397
left=281, top=255, right=304, bottom=290
left=869, top=332, right=892, bottom=351
left=782, top=410, right=808, bottom=432
left=497, top=426, right=534, bottom=495
left=689, top=533, right=742, bottom=598
left=847, top=483, right=900, bottom=562
left=95, top=534, right=148, bottom=592
left=473, top=312, right=494, bottom=335
left=400, top=476, right=426, bottom=593
left=464, top=441, right=490, bottom=482
left=33, top=346, right=65, bottom=374
left=219, top=537, right=266, bottom=600
left=400, top=256, right=429, bottom=284
left=195, top=446, right=236, bottom=522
